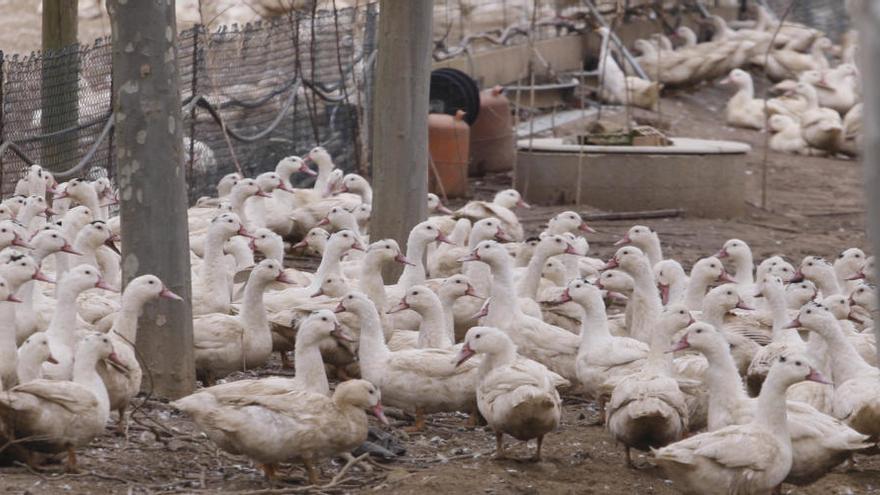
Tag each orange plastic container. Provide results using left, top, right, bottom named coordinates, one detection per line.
left=469, top=86, right=515, bottom=175
left=428, top=110, right=470, bottom=198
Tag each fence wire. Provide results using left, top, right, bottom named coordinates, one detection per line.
left=0, top=1, right=851, bottom=200
left=0, top=5, right=370, bottom=201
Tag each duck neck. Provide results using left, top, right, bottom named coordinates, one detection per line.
left=702, top=342, right=750, bottom=422
left=72, top=236, right=101, bottom=270
left=518, top=248, right=551, bottom=299
left=439, top=292, right=459, bottom=342
left=398, top=237, right=428, bottom=289
left=639, top=237, right=663, bottom=267
left=358, top=252, right=388, bottom=312
left=416, top=296, right=451, bottom=349
left=479, top=340, right=517, bottom=377
left=199, top=229, right=231, bottom=306
left=113, top=291, right=148, bottom=344
left=767, top=289, right=801, bottom=345
left=579, top=301, right=612, bottom=352
left=313, top=162, right=334, bottom=193
left=486, top=256, right=522, bottom=325
left=228, top=190, right=251, bottom=226
left=264, top=242, right=284, bottom=263
left=355, top=304, right=390, bottom=369
left=16, top=346, right=44, bottom=383
left=308, top=244, right=346, bottom=292
left=812, top=269, right=841, bottom=296
left=753, top=370, right=791, bottom=435
left=738, top=77, right=755, bottom=100
left=293, top=339, right=329, bottom=395
left=731, top=253, right=754, bottom=286
left=814, top=319, right=871, bottom=384
left=239, top=277, right=270, bottom=341
left=598, top=29, right=625, bottom=84
left=629, top=261, right=662, bottom=344
left=72, top=349, right=110, bottom=421
left=47, top=282, right=82, bottom=345
left=685, top=276, right=712, bottom=311
left=17, top=207, right=38, bottom=228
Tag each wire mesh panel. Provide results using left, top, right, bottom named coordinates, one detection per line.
left=762, top=0, right=850, bottom=41
left=1, top=38, right=113, bottom=197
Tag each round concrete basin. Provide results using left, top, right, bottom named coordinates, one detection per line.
left=515, top=137, right=751, bottom=218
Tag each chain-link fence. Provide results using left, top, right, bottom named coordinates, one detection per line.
left=0, top=4, right=375, bottom=201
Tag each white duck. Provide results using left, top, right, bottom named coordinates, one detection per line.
left=98, top=274, right=182, bottom=433
left=191, top=212, right=252, bottom=316
left=605, top=306, right=690, bottom=467
left=792, top=302, right=880, bottom=440
left=672, top=322, right=871, bottom=486
left=193, top=259, right=295, bottom=384
left=42, top=265, right=116, bottom=381
left=16, top=332, right=56, bottom=384
left=721, top=69, right=766, bottom=130
left=653, top=345, right=831, bottom=495
left=768, top=114, right=812, bottom=155
left=793, top=255, right=841, bottom=297
left=792, top=82, right=843, bottom=152
left=614, top=225, right=663, bottom=268
left=454, top=326, right=566, bottom=461
left=746, top=275, right=805, bottom=395
left=0, top=333, right=123, bottom=472
left=453, top=189, right=528, bottom=241
left=464, top=241, right=580, bottom=385
left=683, top=256, right=735, bottom=311
left=654, top=259, right=688, bottom=306
left=172, top=379, right=386, bottom=484
left=596, top=27, right=661, bottom=111
left=335, top=291, right=479, bottom=431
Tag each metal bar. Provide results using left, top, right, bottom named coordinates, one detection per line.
left=582, top=0, right=649, bottom=80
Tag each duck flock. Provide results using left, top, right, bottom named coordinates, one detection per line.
left=0, top=146, right=876, bottom=493
left=601, top=5, right=860, bottom=157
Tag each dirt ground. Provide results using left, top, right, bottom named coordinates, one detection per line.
left=0, top=59, right=877, bottom=495
left=0, top=1, right=874, bottom=493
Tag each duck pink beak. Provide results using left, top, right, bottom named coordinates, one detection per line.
left=717, top=270, right=736, bottom=283
left=735, top=300, right=754, bottom=311
left=95, top=278, right=118, bottom=292
left=464, top=283, right=483, bottom=299
left=6, top=294, right=22, bottom=303
left=12, top=234, right=32, bottom=249
left=237, top=226, right=255, bottom=238
left=334, top=301, right=346, bottom=313
left=47, top=354, right=59, bottom=364
left=806, top=368, right=831, bottom=385
left=715, top=248, right=729, bottom=258
left=108, top=351, right=127, bottom=369
left=61, top=243, right=81, bottom=255
left=275, top=272, right=297, bottom=284
left=387, top=298, right=410, bottom=314
left=394, top=253, right=415, bottom=266
left=331, top=323, right=355, bottom=343
left=372, top=402, right=390, bottom=425
left=790, top=269, right=805, bottom=283
left=435, top=232, right=454, bottom=245
left=783, top=317, right=802, bottom=329
left=516, top=199, right=531, bottom=209
left=659, top=284, right=670, bottom=305
left=603, top=257, right=619, bottom=270
left=455, top=343, right=477, bottom=367
left=299, top=163, right=317, bottom=176
left=667, top=334, right=690, bottom=353
left=291, top=239, right=309, bottom=250
left=159, top=287, right=183, bottom=301
left=53, top=190, right=69, bottom=200
left=847, top=271, right=866, bottom=281
left=256, top=190, right=273, bottom=198
left=32, top=269, right=54, bottom=283
left=277, top=180, right=294, bottom=193
left=494, top=227, right=512, bottom=242
left=547, top=287, right=572, bottom=306
left=579, top=222, right=596, bottom=233
left=316, top=217, right=331, bottom=226
left=458, top=250, right=480, bottom=262
left=563, top=243, right=581, bottom=255
left=436, top=204, right=453, bottom=215
left=614, top=234, right=631, bottom=246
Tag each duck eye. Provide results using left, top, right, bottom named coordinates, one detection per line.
left=726, top=291, right=732, bottom=295
left=348, top=295, right=353, bottom=299
left=679, top=310, right=684, bottom=314
left=85, top=270, right=91, bottom=275
left=779, top=356, right=786, bottom=363
left=322, top=317, right=327, bottom=321
left=475, top=334, right=481, bottom=339
left=806, top=310, right=812, bottom=314
left=555, top=239, right=561, bottom=243
left=148, top=280, right=154, bottom=284
left=696, top=329, right=702, bottom=334
left=795, top=360, right=802, bottom=366
left=710, top=264, right=716, bottom=269
left=413, top=291, right=419, bottom=296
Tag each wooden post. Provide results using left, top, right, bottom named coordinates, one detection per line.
left=370, top=0, right=433, bottom=281
left=853, top=0, right=880, bottom=362
left=108, top=0, right=195, bottom=398
left=41, top=0, right=79, bottom=171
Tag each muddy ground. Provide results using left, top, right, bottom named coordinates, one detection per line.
left=0, top=57, right=877, bottom=495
